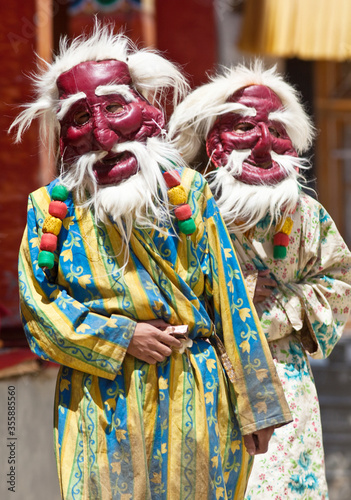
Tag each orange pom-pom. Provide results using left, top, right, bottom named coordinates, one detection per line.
left=174, top=204, right=192, bottom=220
left=273, top=232, right=289, bottom=246
left=49, top=200, right=67, bottom=220
left=163, top=170, right=181, bottom=188
left=40, top=233, right=58, bottom=252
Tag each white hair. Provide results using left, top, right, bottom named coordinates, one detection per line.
left=9, top=21, right=189, bottom=157
left=169, top=60, right=315, bottom=164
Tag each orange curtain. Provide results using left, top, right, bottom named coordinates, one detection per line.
left=239, top=0, right=351, bottom=60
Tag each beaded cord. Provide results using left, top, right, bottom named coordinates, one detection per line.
left=38, top=171, right=195, bottom=270
left=273, top=216, right=293, bottom=259
left=38, top=185, right=69, bottom=269
left=163, top=170, right=196, bottom=235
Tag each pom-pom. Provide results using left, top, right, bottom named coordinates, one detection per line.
left=273, top=245, right=287, bottom=259
left=168, top=185, right=187, bottom=205
left=38, top=250, right=55, bottom=269
left=276, top=217, right=293, bottom=235
left=273, top=232, right=289, bottom=246
left=51, top=185, right=68, bottom=201
left=174, top=204, right=192, bottom=220
left=43, top=215, right=62, bottom=236
left=163, top=170, right=181, bottom=188
left=49, top=200, right=68, bottom=220
left=178, top=218, right=196, bottom=235
left=40, top=233, right=58, bottom=252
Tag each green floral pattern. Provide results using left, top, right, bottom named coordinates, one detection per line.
left=229, top=194, right=351, bottom=499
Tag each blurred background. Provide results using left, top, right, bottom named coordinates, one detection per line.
left=1, top=1, right=351, bottom=499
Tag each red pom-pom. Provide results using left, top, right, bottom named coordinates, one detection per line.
left=163, top=170, right=181, bottom=188
left=273, top=232, right=289, bottom=246
left=174, top=204, right=192, bottom=220
left=49, top=200, right=67, bottom=220
left=40, top=233, right=58, bottom=252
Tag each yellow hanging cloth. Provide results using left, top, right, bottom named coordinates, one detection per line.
left=238, top=0, right=351, bottom=60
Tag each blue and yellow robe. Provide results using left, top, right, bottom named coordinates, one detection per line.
left=19, top=167, right=291, bottom=499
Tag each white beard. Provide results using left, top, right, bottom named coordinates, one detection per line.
left=209, top=151, right=310, bottom=232
left=59, top=136, right=183, bottom=249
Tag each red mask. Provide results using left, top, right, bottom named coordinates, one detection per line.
left=206, top=85, right=297, bottom=185
left=57, top=60, right=165, bottom=185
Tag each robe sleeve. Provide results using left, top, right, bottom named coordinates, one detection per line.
left=18, top=195, right=136, bottom=380
left=260, top=200, right=351, bottom=359
left=201, top=183, right=292, bottom=435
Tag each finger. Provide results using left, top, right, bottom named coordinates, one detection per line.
left=256, top=288, right=273, bottom=297
left=254, top=433, right=269, bottom=454
left=143, top=355, right=158, bottom=365
left=254, top=427, right=275, bottom=454
left=257, top=269, right=270, bottom=277
left=260, top=278, right=277, bottom=287
left=150, top=350, right=168, bottom=363
left=158, top=332, right=182, bottom=349
left=153, top=340, right=173, bottom=356
left=145, top=319, right=170, bottom=329
left=253, top=296, right=265, bottom=303
left=254, top=292, right=271, bottom=303
left=243, top=434, right=256, bottom=456
left=135, top=353, right=161, bottom=364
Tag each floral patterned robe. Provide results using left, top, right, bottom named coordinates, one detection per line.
left=229, top=193, right=351, bottom=500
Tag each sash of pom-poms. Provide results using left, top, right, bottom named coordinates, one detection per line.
left=163, top=170, right=196, bottom=235
left=273, top=216, right=293, bottom=259
left=38, top=185, right=69, bottom=269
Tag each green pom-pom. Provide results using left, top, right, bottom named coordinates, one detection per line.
left=273, top=245, right=287, bottom=259
left=38, top=250, right=55, bottom=269
left=52, top=185, right=68, bottom=201
left=178, top=218, right=196, bottom=235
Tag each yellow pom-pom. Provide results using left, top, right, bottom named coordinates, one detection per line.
left=168, top=185, right=187, bottom=205
left=42, top=215, right=62, bottom=236
left=276, top=216, right=293, bottom=235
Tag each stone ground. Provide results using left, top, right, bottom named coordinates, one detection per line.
left=311, top=331, right=351, bottom=500
left=1, top=334, right=350, bottom=500
left=0, top=367, right=61, bottom=500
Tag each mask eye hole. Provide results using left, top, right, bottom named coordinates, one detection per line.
left=74, top=111, right=90, bottom=125
left=269, top=126, right=280, bottom=138
left=106, top=103, right=124, bottom=114
left=234, top=122, right=254, bottom=134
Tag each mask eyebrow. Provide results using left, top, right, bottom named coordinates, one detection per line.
left=57, top=92, right=87, bottom=120
left=95, top=84, right=137, bottom=102
left=269, top=109, right=290, bottom=125
left=223, top=102, right=256, bottom=117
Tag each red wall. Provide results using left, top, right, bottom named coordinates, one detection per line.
left=0, top=1, right=218, bottom=342
left=156, top=0, right=217, bottom=89
left=0, top=1, right=40, bottom=335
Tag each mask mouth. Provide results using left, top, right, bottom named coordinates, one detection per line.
left=93, top=151, right=138, bottom=185
left=246, top=158, right=272, bottom=169
left=100, top=151, right=128, bottom=166
left=236, top=157, right=289, bottom=185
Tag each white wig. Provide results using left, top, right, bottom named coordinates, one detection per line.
left=169, top=60, right=315, bottom=164
left=10, top=22, right=189, bottom=156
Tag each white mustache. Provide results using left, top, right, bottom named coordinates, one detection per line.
left=223, top=148, right=309, bottom=179
left=208, top=151, right=310, bottom=232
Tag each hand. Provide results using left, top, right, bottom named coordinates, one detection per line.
left=243, top=425, right=275, bottom=455
left=127, top=319, right=183, bottom=364
left=253, top=269, right=277, bottom=303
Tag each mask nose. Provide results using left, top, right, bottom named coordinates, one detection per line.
left=251, top=122, right=272, bottom=160
left=92, top=107, right=119, bottom=151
